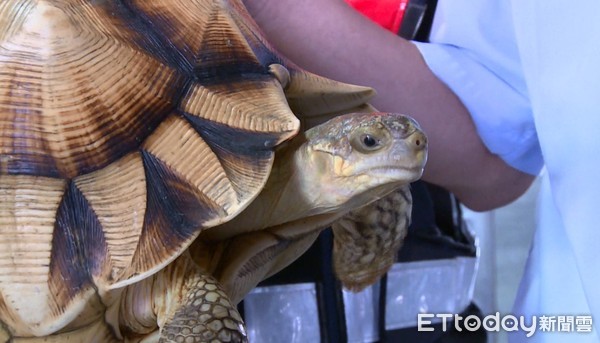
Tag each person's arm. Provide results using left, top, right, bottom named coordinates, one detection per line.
left=243, top=0, right=535, bottom=211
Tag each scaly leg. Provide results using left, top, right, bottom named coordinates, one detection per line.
left=120, top=252, right=247, bottom=343
left=331, top=185, right=412, bottom=291
left=159, top=273, right=247, bottom=342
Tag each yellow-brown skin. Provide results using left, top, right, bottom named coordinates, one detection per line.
left=195, top=112, right=427, bottom=305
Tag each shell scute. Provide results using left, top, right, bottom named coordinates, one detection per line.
left=124, top=149, right=226, bottom=279
left=0, top=0, right=188, bottom=178
left=192, top=4, right=269, bottom=84
left=0, top=0, right=304, bottom=335
left=0, top=175, right=102, bottom=336
left=126, top=0, right=214, bottom=73
left=49, top=180, right=109, bottom=303
left=74, top=152, right=147, bottom=281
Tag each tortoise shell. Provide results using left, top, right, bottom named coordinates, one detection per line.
left=0, top=0, right=380, bottom=336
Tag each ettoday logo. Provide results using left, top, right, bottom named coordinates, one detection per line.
left=417, top=313, right=593, bottom=337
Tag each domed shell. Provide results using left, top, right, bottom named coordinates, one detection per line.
left=0, top=0, right=303, bottom=334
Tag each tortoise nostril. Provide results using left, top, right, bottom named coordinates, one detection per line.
left=410, top=131, right=427, bottom=150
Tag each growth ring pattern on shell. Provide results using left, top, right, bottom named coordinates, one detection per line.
left=0, top=0, right=299, bottom=329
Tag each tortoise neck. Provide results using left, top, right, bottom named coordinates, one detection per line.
left=255, top=137, right=326, bottom=227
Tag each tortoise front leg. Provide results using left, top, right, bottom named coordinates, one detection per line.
left=331, top=185, right=412, bottom=292
left=119, top=252, right=247, bottom=343
left=159, top=272, right=247, bottom=343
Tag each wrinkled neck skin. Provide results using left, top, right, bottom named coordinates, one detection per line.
left=227, top=138, right=330, bottom=231
left=270, top=144, right=340, bottom=224
left=253, top=139, right=401, bottom=229
left=214, top=140, right=326, bottom=233
left=208, top=133, right=403, bottom=240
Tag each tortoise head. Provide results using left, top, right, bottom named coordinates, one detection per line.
left=301, top=112, right=427, bottom=211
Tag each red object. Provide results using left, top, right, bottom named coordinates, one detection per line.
left=345, top=0, right=409, bottom=33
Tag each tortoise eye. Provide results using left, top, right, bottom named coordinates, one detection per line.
left=351, top=130, right=387, bottom=153
left=362, top=134, right=379, bottom=148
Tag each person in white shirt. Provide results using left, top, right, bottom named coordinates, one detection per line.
left=243, top=0, right=600, bottom=342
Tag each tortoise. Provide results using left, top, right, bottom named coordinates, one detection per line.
left=0, top=0, right=427, bottom=342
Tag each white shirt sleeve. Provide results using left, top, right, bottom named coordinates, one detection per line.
left=412, top=0, right=543, bottom=175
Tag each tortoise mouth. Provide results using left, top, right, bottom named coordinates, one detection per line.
left=348, top=147, right=427, bottom=179
left=359, top=164, right=425, bottom=182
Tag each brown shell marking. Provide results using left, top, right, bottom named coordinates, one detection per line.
left=0, top=0, right=187, bottom=178
left=0, top=175, right=102, bottom=336
left=0, top=0, right=296, bottom=178
left=0, top=0, right=299, bottom=335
